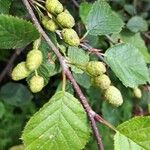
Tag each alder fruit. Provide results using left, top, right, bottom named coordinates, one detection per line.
left=133, top=87, right=142, bottom=99
left=45, top=0, right=63, bottom=14
left=86, top=61, right=106, bottom=77
left=11, top=62, right=30, bottom=81
left=57, top=10, right=75, bottom=28
left=61, top=28, right=80, bottom=46
left=104, top=86, right=123, bottom=107
left=29, top=75, right=44, bottom=93
left=42, top=16, right=58, bottom=32
left=92, top=74, right=111, bottom=90
left=26, top=49, right=43, bottom=71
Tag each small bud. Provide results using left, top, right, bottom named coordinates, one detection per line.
left=104, top=86, right=123, bottom=107
left=133, top=87, right=142, bottom=99
left=42, top=16, right=58, bottom=32
left=11, top=62, right=30, bottom=81
left=46, top=0, right=63, bottom=14
left=57, top=10, right=75, bottom=28
left=61, top=29, right=80, bottom=46
left=26, top=49, right=43, bottom=71
left=29, top=75, right=44, bottom=93
left=86, top=61, right=106, bottom=77
left=93, top=74, right=111, bottom=90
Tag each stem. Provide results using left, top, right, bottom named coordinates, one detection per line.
left=71, top=0, right=79, bottom=8
left=62, top=71, right=66, bottom=92
left=22, top=1, right=111, bottom=149
left=0, top=48, right=25, bottom=83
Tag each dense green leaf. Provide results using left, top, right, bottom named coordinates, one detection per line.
left=0, top=82, right=33, bottom=106
left=105, top=43, right=149, bottom=87
left=86, top=0, right=124, bottom=35
left=127, top=16, right=148, bottom=33
left=0, top=15, right=39, bottom=49
left=0, top=0, right=11, bottom=14
left=112, top=30, right=150, bottom=63
left=0, top=102, right=5, bottom=119
left=114, top=132, right=144, bottom=150
left=79, top=2, right=92, bottom=24
left=102, top=99, right=132, bottom=126
left=22, top=91, right=91, bottom=150
left=73, top=73, right=91, bottom=89
left=67, top=47, right=89, bottom=74
left=116, top=116, right=150, bottom=150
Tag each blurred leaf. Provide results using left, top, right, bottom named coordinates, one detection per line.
left=127, top=16, right=148, bottom=33
left=79, top=2, right=92, bottom=24
left=114, top=132, right=144, bottom=150
left=0, top=15, right=39, bottom=49
left=10, top=0, right=27, bottom=17
left=0, top=101, right=5, bottom=119
left=124, top=4, right=135, bottom=15
left=0, top=0, right=11, bottom=14
left=0, top=82, right=33, bottom=106
left=73, top=73, right=91, bottom=89
left=22, top=91, right=91, bottom=150
left=105, top=43, right=149, bottom=88
left=102, top=99, right=132, bottom=126
left=67, top=47, right=89, bottom=74
left=86, top=0, right=124, bottom=36
left=0, top=49, right=11, bottom=60
left=116, top=116, right=150, bottom=150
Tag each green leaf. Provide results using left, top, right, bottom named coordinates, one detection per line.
left=0, top=0, right=11, bottom=14
left=112, top=30, right=150, bottom=63
left=22, top=91, right=91, bottom=150
left=127, top=16, right=148, bottom=33
left=68, top=47, right=89, bottom=74
left=0, top=15, right=39, bottom=49
left=105, top=43, right=149, bottom=87
left=115, top=116, right=150, bottom=150
left=79, top=2, right=92, bottom=24
left=0, top=82, right=33, bottom=106
left=0, top=102, right=5, bottom=119
left=73, top=73, right=91, bottom=89
left=86, top=0, right=124, bottom=36
left=114, top=132, right=144, bottom=150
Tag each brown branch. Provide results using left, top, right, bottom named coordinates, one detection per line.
left=22, top=0, right=104, bottom=149
left=71, top=0, right=79, bottom=8
left=0, top=48, right=25, bottom=83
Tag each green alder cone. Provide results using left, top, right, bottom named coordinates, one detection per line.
left=86, top=61, right=106, bottom=77
left=92, top=74, right=111, bottom=90
left=11, top=62, right=30, bottom=81
left=26, top=49, right=43, bottom=71
left=133, top=87, right=142, bottom=99
left=45, top=0, right=63, bottom=14
left=29, top=75, right=44, bottom=93
left=61, top=28, right=80, bottom=46
left=42, top=16, right=58, bottom=32
left=57, top=10, right=75, bottom=28
left=104, top=86, right=123, bottom=107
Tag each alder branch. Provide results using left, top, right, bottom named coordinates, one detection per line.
left=0, top=48, right=25, bottom=83
left=22, top=0, right=104, bottom=149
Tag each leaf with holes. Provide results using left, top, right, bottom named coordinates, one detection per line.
left=22, top=91, right=91, bottom=150
left=0, top=15, right=39, bottom=49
